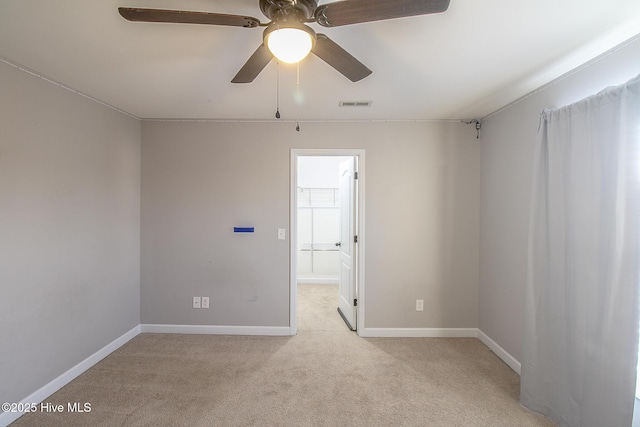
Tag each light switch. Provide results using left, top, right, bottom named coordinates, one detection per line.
left=278, top=228, right=286, bottom=240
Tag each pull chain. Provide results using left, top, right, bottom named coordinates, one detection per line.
left=295, top=62, right=301, bottom=131
left=275, top=60, right=281, bottom=119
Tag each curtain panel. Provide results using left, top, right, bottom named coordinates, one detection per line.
left=521, top=74, right=640, bottom=427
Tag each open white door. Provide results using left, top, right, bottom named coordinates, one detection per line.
left=337, top=157, right=357, bottom=330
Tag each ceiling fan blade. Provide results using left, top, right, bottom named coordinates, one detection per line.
left=231, top=44, right=274, bottom=83
left=118, top=8, right=261, bottom=28
left=312, top=34, right=372, bottom=82
left=315, top=0, right=450, bottom=27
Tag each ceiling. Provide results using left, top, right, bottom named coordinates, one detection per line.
left=1, top=0, right=639, bottom=121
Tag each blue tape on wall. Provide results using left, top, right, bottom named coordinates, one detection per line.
left=234, top=227, right=254, bottom=233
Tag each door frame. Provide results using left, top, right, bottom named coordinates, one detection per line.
left=290, top=149, right=366, bottom=335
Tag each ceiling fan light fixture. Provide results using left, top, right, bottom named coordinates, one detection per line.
left=264, top=23, right=316, bottom=64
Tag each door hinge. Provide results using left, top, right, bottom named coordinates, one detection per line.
left=354, top=298, right=358, bottom=307
left=354, top=171, right=358, bottom=180
left=354, top=235, right=358, bottom=243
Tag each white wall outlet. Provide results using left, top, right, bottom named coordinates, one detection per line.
left=277, top=228, right=286, bottom=240
left=201, top=297, right=209, bottom=309
left=416, top=299, right=424, bottom=311
left=193, top=296, right=201, bottom=309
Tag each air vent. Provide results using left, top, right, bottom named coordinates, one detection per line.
left=339, top=101, right=372, bottom=107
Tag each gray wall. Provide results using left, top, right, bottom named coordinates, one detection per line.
left=479, top=36, right=640, bottom=362
left=141, top=120, right=480, bottom=329
left=0, top=62, right=141, bottom=404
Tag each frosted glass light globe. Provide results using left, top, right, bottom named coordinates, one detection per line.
left=266, top=27, right=314, bottom=64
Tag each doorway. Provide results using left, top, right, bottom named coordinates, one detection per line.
left=290, top=149, right=365, bottom=335
left=296, top=156, right=345, bottom=285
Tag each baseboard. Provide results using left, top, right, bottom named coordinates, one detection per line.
left=0, top=325, right=141, bottom=427
left=478, top=329, right=521, bottom=375
left=358, top=328, right=522, bottom=375
left=140, top=324, right=293, bottom=336
left=358, top=328, right=479, bottom=338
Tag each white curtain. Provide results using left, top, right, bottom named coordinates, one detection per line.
left=521, top=74, right=640, bottom=427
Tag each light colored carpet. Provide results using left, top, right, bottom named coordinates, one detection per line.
left=12, top=284, right=554, bottom=426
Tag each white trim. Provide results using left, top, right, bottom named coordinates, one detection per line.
left=359, top=328, right=522, bottom=375
left=290, top=152, right=299, bottom=335
left=144, top=118, right=465, bottom=123
left=140, top=324, right=292, bottom=336
left=359, top=328, right=479, bottom=338
left=290, top=149, right=366, bottom=335
left=0, top=325, right=140, bottom=427
left=355, top=153, right=366, bottom=332
left=478, top=329, right=521, bottom=375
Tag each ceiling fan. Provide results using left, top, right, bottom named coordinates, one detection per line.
left=118, top=0, right=450, bottom=83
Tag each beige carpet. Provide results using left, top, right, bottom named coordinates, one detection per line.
left=12, top=284, right=554, bottom=426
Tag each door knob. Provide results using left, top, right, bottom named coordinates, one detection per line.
left=335, top=242, right=341, bottom=247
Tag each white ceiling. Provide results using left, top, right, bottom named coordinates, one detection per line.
left=1, top=0, right=640, bottom=121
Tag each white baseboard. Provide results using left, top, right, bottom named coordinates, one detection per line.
left=359, top=328, right=522, bottom=376
left=0, top=325, right=141, bottom=427
left=358, top=328, right=479, bottom=338
left=140, top=324, right=293, bottom=336
left=478, top=329, right=521, bottom=375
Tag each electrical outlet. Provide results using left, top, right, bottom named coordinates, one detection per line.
left=201, top=297, right=209, bottom=309
left=193, top=297, right=201, bottom=309
left=416, top=299, right=424, bottom=311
